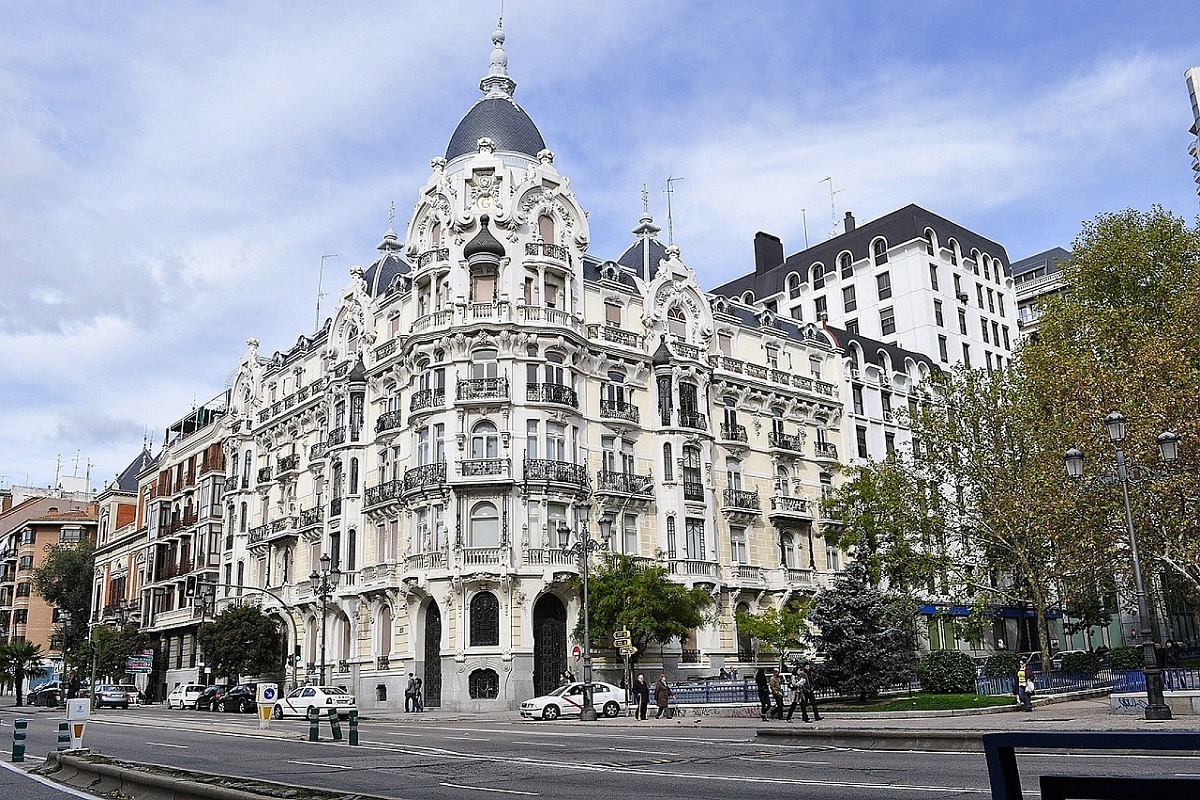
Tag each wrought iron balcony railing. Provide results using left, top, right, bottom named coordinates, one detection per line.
left=679, top=411, right=708, bottom=431
left=768, top=431, right=804, bottom=452
left=457, top=377, right=509, bottom=402
left=600, top=399, right=639, bottom=423
left=404, top=462, right=448, bottom=491
left=527, top=383, right=578, bottom=408
left=524, top=459, right=589, bottom=488
left=375, top=410, right=403, bottom=434
left=596, top=470, right=654, bottom=495
left=720, top=423, right=748, bottom=442
left=722, top=488, right=761, bottom=510
left=410, top=388, right=445, bottom=412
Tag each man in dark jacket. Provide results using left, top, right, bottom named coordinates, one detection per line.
left=632, top=674, right=650, bottom=720
left=654, top=674, right=673, bottom=719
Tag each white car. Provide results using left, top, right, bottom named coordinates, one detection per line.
left=166, top=683, right=205, bottom=710
left=520, top=681, right=625, bottom=720
left=271, top=685, right=357, bottom=719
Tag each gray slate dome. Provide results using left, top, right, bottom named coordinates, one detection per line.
left=446, top=97, right=546, bottom=162
left=617, top=237, right=668, bottom=279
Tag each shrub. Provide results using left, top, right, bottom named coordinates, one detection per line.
left=1107, top=646, right=1142, bottom=671
left=918, top=650, right=978, bottom=693
left=1059, top=651, right=1101, bottom=676
left=984, top=651, right=1020, bottom=680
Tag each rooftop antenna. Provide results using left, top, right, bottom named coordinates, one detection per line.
left=665, top=176, right=684, bottom=245
left=820, top=176, right=843, bottom=239
left=316, top=254, right=338, bottom=331
left=71, top=451, right=81, bottom=478
left=802, top=208, right=809, bottom=249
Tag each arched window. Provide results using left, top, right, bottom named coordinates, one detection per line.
left=544, top=352, right=568, bottom=386
left=663, top=442, right=674, bottom=482
left=604, top=370, right=627, bottom=406
left=349, top=458, right=359, bottom=494
left=538, top=214, right=555, bottom=243
left=347, top=325, right=360, bottom=355
left=242, top=451, right=251, bottom=484
left=682, top=445, right=701, bottom=489
left=776, top=465, right=790, bottom=496
left=780, top=531, right=796, bottom=568
left=470, top=591, right=500, bottom=647
left=924, top=228, right=937, bottom=256
left=726, top=457, right=742, bottom=491
left=468, top=668, right=500, bottom=699
left=839, top=251, right=854, bottom=278
left=811, top=262, right=828, bottom=289
left=667, top=306, right=687, bottom=338
left=872, top=238, right=888, bottom=265
left=947, top=238, right=959, bottom=266
left=379, top=605, right=393, bottom=654
left=431, top=221, right=442, bottom=247
left=741, top=291, right=755, bottom=304
left=787, top=273, right=801, bottom=299
left=471, top=421, right=499, bottom=460
left=469, top=501, right=500, bottom=548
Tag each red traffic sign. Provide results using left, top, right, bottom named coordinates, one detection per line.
left=572, top=645, right=582, bottom=662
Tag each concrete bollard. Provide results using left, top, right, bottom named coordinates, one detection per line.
left=348, top=710, right=358, bottom=746
left=327, top=707, right=342, bottom=742
left=12, top=718, right=27, bottom=762
left=57, top=721, right=71, bottom=751
left=307, top=707, right=320, bottom=742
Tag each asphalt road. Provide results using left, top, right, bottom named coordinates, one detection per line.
left=7, top=707, right=1200, bottom=800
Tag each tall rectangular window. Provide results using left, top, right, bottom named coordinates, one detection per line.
left=814, top=295, right=827, bottom=318
left=880, top=307, right=896, bottom=337
left=623, top=513, right=638, bottom=555
left=958, top=309, right=968, bottom=335
left=685, top=517, right=705, bottom=560
left=938, top=335, right=949, bottom=362
left=981, top=319, right=990, bottom=343
left=987, top=288, right=996, bottom=313
left=876, top=271, right=892, bottom=300
left=852, top=385, right=865, bottom=415
left=842, top=285, right=857, bottom=312
left=929, top=264, right=939, bottom=290
left=933, top=299, right=944, bottom=327
left=856, top=426, right=869, bottom=459
left=962, top=342, right=971, bottom=368
left=730, top=526, right=747, bottom=563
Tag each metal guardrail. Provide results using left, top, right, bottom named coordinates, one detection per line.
left=977, top=667, right=1200, bottom=697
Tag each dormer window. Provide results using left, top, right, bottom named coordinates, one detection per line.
left=872, top=238, right=888, bottom=266
left=787, top=273, right=801, bottom=299
left=839, top=252, right=853, bottom=278
left=538, top=214, right=555, bottom=243
left=667, top=306, right=687, bottom=338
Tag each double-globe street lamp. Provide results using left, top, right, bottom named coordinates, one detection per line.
left=556, top=501, right=614, bottom=722
left=1065, top=411, right=1179, bottom=721
left=309, top=553, right=340, bottom=686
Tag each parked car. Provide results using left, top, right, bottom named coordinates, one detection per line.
left=219, top=684, right=258, bottom=713
left=27, top=681, right=62, bottom=707
left=117, top=684, right=144, bottom=705
left=195, top=685, right=226, bottom=711
left=165, top=683, right=205, bottom=710
left=94, top=684, right=131, bottom=709
left=270, top=685, right=356, bottom=719
left=519, top=681, right=625, bottom=720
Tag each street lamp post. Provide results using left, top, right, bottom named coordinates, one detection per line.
left=57, top=611, right=72, bottom=703
left=557, top=502, right=613, bottom=722
left=1065, top=411, right=1179, bottom=721
left=309, top=553, right=340, bottom=686
left=89, top=599, right=133, bottom=711
left=196, top=586, right=215, bottom=685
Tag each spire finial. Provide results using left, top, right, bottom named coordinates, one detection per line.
left=641, top=184, right=649, bottom=215
left=388, top=201, right=396, bottom=231
left=480, top=18, right=517, bottom=99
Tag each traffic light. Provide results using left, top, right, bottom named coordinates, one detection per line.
left=185, top=576, right=197, bottom=598
left=613, top=629, right=632, bottom=648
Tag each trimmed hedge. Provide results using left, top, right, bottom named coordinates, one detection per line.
left=984, top=651, right=1020, bottom=680
left=918, top=650, right=977, bottom=693
left=1059, top=651, right=1101, bottom=676
left=1107, top=646, right=1142, bottom=671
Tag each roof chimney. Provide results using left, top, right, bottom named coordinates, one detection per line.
left=843, top=211, right=856, bottom=233
left=753, top=232, right=784, bottom=274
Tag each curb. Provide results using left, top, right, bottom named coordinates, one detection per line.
left=756, top=726, right=992, bottom=752
left=36, top=751, right=393, bottom=800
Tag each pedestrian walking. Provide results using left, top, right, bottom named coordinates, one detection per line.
left=653, top=674, right=673, bottom=719
left=754, top=667, right=770, bottom=721
left=768, top=668, right=785, bottom=720
left=632, top=673, right=650, bottom=720
left=404, top=673, right=417, bottom=712
left=413, top=676, right=424, bottom=712
left=798, top=663, right=821, bottom=722
left=1015, top=658, right=1033, bottom=711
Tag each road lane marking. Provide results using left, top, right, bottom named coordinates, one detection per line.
left=735, top=756, right=832, bottom=765
left=146, top=742, right=188, bottom=748
left=511, top=741, right=566, bottom=747
left=440, top=782, right=537, bottom=795
left=608, top=747, right=678, bottom=756
left=446, top=736, right=487, bottom=741
left=288, top=760, right=353, bottom=770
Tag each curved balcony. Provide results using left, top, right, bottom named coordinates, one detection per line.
left=527, top=383, right=578, bottom=408
left=768, top=495, right=813, bottom=522
left=256, top=466, right=273, bottom=484
left=248, top=517, right=298, bottom=548
left=456, top=377, right=509, bottom=402
left=298, top=505, right=323, bottom=530
left=523, top=459, right=589, bottom=491
left=586, top=323, right=642, bottom=348
left=223, top=475, right=240, bottom=493
left=600, top=400, right=639, bottom=424
left=814, top=441, right=839, bottom=462
left=679, top=411, right=708, bottom=431
left=375, top=410, right=403, bottom=436
left=412, top=309, right=454, bottom=333
left=722, top=489, right=761, bottom=511
left=458, top=458, right=511, bottom=479
left=416, top=247, right=450, bottom=270
left=595, top=470, right=654, bottom=497
left=683, top=481, right=705, bottom=502
left=276, top=454, right=300, bottom=476
left=525, top=240, right=570, bottom=264
left=719, top=423, right=748, bottom=443
left=365, top=479, right=402, bottom=510
left=403, top=462, right=448, bottom=496
left=768, top=431, right=804, bottom=454
left=410, top=388, right=445, bottom=413
left=327, top=427, right=347, bottom=447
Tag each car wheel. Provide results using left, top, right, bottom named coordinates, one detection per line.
left=239, top=700, right=250, bottom=713
left=272, top=704, right=284, bottom=720
left=542, top=705, right=560, bottom=721
left=602, top=701, right=620, bottom=718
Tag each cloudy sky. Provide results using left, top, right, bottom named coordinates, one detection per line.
left=1, top=1, right=1197, bottom=491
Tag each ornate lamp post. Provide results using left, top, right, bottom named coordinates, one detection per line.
left=557, top=501, right=613, bottom=722
left=89, top=599, right=133, bottom=710
left=308, top=553, right=340, bottom=686
left=196, top=586, right=215, bottom=685
left=1065, top=411, right=1179, bottom=721
left=57, top=610, right=72, bottom=701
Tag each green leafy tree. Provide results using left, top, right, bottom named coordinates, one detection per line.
left=807, top=552, right=918, bottom=701
left=917, top=650, right=977, bottom=693
left=1023, top=207, right=1200, bottom=627
left=1, top=641, right=45, bottom=706
left=195, top=605, right=284, bottom=683
left=733, top=600, right=812, bottom=668
left=574, top=554, right=714, bottom=665
left=31, top=538, right=95, bottom=670
left=90, top=624, right=151, bottom=682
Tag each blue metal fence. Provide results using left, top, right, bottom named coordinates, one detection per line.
left=978, top=667, right=1200, bottom=697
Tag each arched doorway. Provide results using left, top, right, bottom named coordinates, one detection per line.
left=532, top=594, right=567, bottom=696
left=423, top=600, right=442, bottom=708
